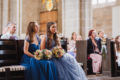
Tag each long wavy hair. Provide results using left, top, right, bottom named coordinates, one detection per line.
left=115, top=35, right=120, bottom=52
left=71, top=32, right=77, bottom=40
left=26, top=22, right=36, bottom=43
left=46, top=22, right=60, bottom=49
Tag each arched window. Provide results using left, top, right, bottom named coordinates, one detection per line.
left=107, top=0, right=116, bottom=3
left=92, top=0, right=116, bottom=8
left=98, top=0, right=106, bottom=4
left=92, top=0, right=97, bottom=5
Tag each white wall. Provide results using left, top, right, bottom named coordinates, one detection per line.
left=0, top=0, right=2, bottom=34
left=2, top=0, right=9, bottom=29
left=62, top=0, right=80, bottom=38
left=112, top=6, right=120, bottom=38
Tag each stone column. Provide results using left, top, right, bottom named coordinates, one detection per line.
left=57, top=0, right=62, bottom=33
left=2, top=0, right=10, bottom=28
left=10, top=0, right=17, bottom=23
left=10, top=0, right=24, bottom=38
left=62, top=0, right=80, bottom=38
left=0, top=0, right=2, bottom=34
left=9, top=0, right=18, bottom=35
left=80, top=0, right=92, bottom=39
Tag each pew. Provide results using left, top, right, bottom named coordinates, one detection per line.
left=0, top=40, right=19, bottom=66
left=17, top=40, right=24, bottom=63
left=76, top=40, right=87, bottom=74
left=102, top=39, right=120, bottom=77
left=0, top=39, right=25, bottom=80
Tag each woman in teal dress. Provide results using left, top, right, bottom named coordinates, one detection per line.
left=41, top=22, right=88, bottom=80
left=21, top=22, right=58, bottom=80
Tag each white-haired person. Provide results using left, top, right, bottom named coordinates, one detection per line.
left=1, top=22, right=18, bottom=40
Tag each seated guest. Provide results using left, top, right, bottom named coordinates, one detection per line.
left=87, top=29, right=102, bottom=74
left=96, top=31, right=104, bottom=52
left=115, top=35, right=120, bottom=66
left=67, top=32, right=77, bottom=58
left=41, top=22, right=87, bottom=80
left=1, top=22, right=18, bottom=40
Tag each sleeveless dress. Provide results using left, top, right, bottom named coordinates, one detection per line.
left=67, top=40, right=76, bottom=58
left=46, top=38, right=88, bottom=80
left=21, top=35, right=58, bottom=80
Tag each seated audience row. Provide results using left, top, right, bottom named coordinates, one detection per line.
left=87, top=29, right=103, bottom=75
left=67, top=32, right=82, bottom=58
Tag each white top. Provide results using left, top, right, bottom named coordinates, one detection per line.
left=1, top=32, right=18, bottom=40
left=67, top=40, right=76, bottom=52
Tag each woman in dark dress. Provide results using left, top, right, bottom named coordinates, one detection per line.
left=87, top=29, right=102, bottom=74
left=21, top=22, right=58, bottom=80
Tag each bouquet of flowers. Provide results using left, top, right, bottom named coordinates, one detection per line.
left=52, top=46, right=65, bottom=58
left=34, top=50, right=43, bottom=60
left=42, top=49, right=53, bottom=60
left=34, top=49, right=52, bottom=60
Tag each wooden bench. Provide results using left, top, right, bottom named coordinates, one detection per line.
left=102, top=39, right=120, bottom=77
left=0, top=39, right=25, bottom=80
left=76, top=40, right=87, bottom=74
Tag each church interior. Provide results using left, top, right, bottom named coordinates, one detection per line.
left=0, top=0, right=120, bottom=80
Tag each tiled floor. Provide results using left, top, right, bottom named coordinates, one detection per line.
left=87, top=74, right=120, bottom=80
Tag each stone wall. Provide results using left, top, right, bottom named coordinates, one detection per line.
left=62, top=0, right=80, bottom=38
left=22, top=0, right=40, bottom=33
left=93, top=0, right=120, bottom=37
left=0, top=0, right=2, bottom=34
left=93, top=7, right=112, bottom=37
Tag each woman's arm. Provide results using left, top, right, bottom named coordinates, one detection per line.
left=24, top=40, right=34, bottom=58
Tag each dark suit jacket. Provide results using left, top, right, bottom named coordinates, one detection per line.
left=96, top=38, right=102, bottom=52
